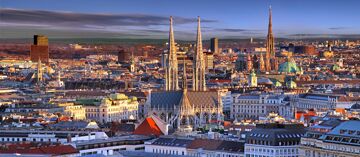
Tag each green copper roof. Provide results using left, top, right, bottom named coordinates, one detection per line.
left=275, top=81, right=282, bottom=87
left=332, top=64, right=340, bottom=71
left=75, top=99, right=101, bottom=106
left=279, top=61, right=300, bottom=73
left=110, top=93, right=128, bottom=100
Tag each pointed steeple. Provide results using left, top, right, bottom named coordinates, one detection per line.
left=193, top=16, right=206, bottom=91
left=165, top=16, right=179, bottom=91
left=266, top=5, right=275, bottom=72
left=268, top=6, right=273, bottom=36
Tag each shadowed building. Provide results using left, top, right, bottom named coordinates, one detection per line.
left=30, top=35, right=49, bottom=63
left=118, top=50, right=131, bottom=63
left=210, top=37, right=219, bottom=53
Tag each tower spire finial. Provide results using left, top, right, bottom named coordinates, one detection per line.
left=165, top=16, right=179, bottom=91
left=265, top=5, right=275, bottom=72
left=193, top=16, right=206, bottom=91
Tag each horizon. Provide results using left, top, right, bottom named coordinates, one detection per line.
left=1, top=0, right=360, bottom=40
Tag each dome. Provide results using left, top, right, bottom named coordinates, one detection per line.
left=332, top=64, right=340, bottom=71
left=131, top=96, right=138, bottom=101
left=323, top=51, right=334, bottom=58
left=279, top=60, right=300, bottom=73
left=274, top=81, right=282, bottom=87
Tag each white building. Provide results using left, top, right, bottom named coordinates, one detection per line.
left=84, top=93, right=139, bottom=123
left=0, top=130, right=108, bottom=144
left=231, top=94, right=292, bottom=120
left=145, top=137, right=191, bottom=156
left=74, top=135, right=150, bottom=156
left=144, top=137, right=245, bottom=157
left=291, top=93, right=360, bottom=111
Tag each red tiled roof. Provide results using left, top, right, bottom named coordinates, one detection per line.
left=39, top=145, right=78, bottom=155
left=209, top=79, right=232, bottom=83
left=0, top=143, right=78, bottom=155
left=134, top=117, right=163, bottom=137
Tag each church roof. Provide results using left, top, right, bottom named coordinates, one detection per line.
left=150, top=90, right=219, bottom=108
left=279, top=60, right=300, bottom=73
left=134, top=117, right=164, bottom=137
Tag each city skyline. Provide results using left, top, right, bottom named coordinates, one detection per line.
left=1, top=0, right=360, bottom=39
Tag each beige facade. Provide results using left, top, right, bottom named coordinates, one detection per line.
left=300, top=137, right=360, bottom=157
left=58, top=102, right=86, bottom=120
left=84, top=93, right=138, bottom=123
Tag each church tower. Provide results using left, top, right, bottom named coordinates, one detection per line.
left=192, top=16, right=206, bottom=91
left=266, top=6, right=275, bottom=72
left=259, top=52, right=265, bottom=72
left=248, top=69, right=257, bottom=87
left=165, top=16, right=179, bottom=91
left=247, top=53, right=253, bottom=72
left=130, top=52, right=135, bottom=73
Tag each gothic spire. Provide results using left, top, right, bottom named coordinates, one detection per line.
left=165, top=16, right=179, bottom=91
left=268, top=6, right=273, bottom=36
left=266, top=6, right=275, bottom=72
left=193, top=16, right=206, bottom=91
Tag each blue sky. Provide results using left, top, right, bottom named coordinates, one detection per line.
left=1, top=0, right=360, bottom=39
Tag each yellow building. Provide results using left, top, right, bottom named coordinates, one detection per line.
left=59, top=102, right=86, bottom=120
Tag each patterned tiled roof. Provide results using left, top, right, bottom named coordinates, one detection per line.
left=150, top=90, right=219, bottom=108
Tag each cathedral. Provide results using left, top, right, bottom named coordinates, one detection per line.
left=145, top=16, right=223, bottom=132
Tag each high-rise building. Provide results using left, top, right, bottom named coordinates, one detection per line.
left=118, top=50, right=130, bottom=63
left=165, top=16, right=179, bottom=91
left=265, top=6, right=275, bottom=72
left=204, top=52, right=214, bottom=70
left=210, top=37, right=218, bottom=53
left=33, top=35, right=48, bottom=46
left=30, top=35, right=49, bottom=63
left=192, top=16, right=206, bottom=91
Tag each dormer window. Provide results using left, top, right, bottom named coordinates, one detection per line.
left=339, top=129, right=347, bottom=134
left=348, top=130, right=355, bottom=134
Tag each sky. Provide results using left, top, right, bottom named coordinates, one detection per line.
left=1, top=0, right=360, bottom=39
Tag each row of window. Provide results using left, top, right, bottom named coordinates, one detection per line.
left=152, top=148, right=185, bottom=156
